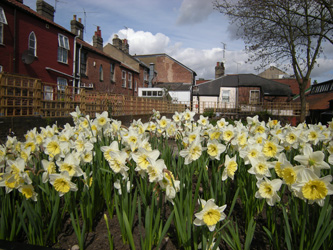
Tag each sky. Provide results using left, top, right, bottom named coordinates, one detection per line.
left=24, top=0, right=333, bottom=83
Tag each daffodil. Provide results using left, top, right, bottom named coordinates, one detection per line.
left=207, top=140, right=226, bottom=160
left=222, top=155, right=238, bottom=181
left=147, top=159, right=166, bottom=183
left=179, top=137, right=203, bottom=165
left=56, top=153, right=84, bottom=177
left=159, top=170, right=180, bottom=203
left=262, top=140, right=283, bottom=158
left=41, top=159, right=57, bottom=183
left=194, top=198, right=227, bottom=231
left=107, top=150, right=129, bottom=177
left=132, top=148, right=160, bottom=172
left=255, top=177, right=283, bottom=206
left=294, top=146, right=330, bottom=176
left=291, top=168, right=333, bottom=206
left=248, top=156, right=274, bottom=180
left=19, top=184, right=38, bottom=201
left=49, top=171, right=78, bottom=197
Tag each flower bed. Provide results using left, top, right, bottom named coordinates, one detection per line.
left=0, top=107, right=333, bottom=250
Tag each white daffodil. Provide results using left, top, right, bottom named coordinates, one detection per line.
left=207, top=140, right=226, bottom=160
left=18, top=184, right=38, bottom=201
left=49, top=171, right=78, bottom=197
left=222, top=155, right=238, bottom=181
left=248, top=156, right=274, bottom=180
left=41, top=159, right=57, bottom=183
left=262, top=139, right=284, bottom=158
left=107, top=150, right=129, bottom=177
left=255, top=177, right=283, bottom=206
left=183, top=109, right=195, bottom=122
left=114, top=178, right=132, bottom=195
left=291, top=168, right=333, bottom=206
left=159, top=170, right=180, bottom=203
left=132, top=148, right=160, bottom=172
left=216, top=118, right=229, bottom=129
left=172, top=111, right=182, bottom=124
left=147, top=159, right=166, bottom=183
left=56, top=153, right=84, bottom=177
left=179, top=137, right=203, bottom=165
left=197, top=115, right=209, bottom=128
left=294, top=146, right=330, bottom=176
left=194, top=198, right=227, bottom=231
left=222, top=125, right=235, bottom=143
left=95, top=111, right=111, bottom=129
left=101, top=141, right=120, bottom=162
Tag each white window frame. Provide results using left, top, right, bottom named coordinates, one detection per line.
left=28, top=31, right=37, bottom=56
left=249, top=90, right=260, bottom=104
left=222, top=90, right=230, bottom=103
left=57, top=77, right=68, bottom=91
left=122, top=70, right=126, bottom=88
left=134, top=80, right=137, bottom=92
left=99, top=65, right=104, bottom=81
left=128, top=72, right=132, bottom=89
left=110, top=63, right=115, bottom=82
left=44, top=85, right=54, bottom=100
left=0, top=7, right=8, bottom=25
left=0, top=23, right=3, bottom=45
left=58, top=34, right=69, bottom=63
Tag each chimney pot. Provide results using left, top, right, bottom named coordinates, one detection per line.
left=79, top=18, right=82, bottom=23
left=73, top=15, right=76, bottom=20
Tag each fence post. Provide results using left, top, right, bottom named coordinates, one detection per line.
left=33, top=79, right=41, bottom=116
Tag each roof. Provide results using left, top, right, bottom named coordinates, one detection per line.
left=77, top=39, right=120, bottom=63
left=155, top=82, right=192, bottom=91
left=134, top=53, right=197, bottom=76
left=4, top=0, right=73, bottom=36
left=194, top=74, right=293, bottom=96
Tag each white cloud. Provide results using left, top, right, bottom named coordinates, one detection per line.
left=176, top=0, right=214, bottom=25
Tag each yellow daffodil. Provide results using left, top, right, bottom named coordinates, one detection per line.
left=255, top=177, right=283, bottom=206
left=194, top=198, right=227, bottom=231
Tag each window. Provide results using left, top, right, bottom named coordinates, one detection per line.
left=134, top=80, right=137, bottom=92
left=80, top=52, right=87, bottom=75
left=128, top=72, right=132, bottom=89
left=144, top=69, right=148, bottom=81
left=28, top=32, right=36, bottom=56
left=99, top=65, right=103, bottom=81
left=122, top=70, right=126, bottom=88
left=44, top=85, right=53, bottom=100
left=0, top=7, right=7, bottom=25
left=110, top=63, right=115, bottom=82
left=0, top=23, right=3, bottom=44
left=57, top=77, right=67, bottom=91
left=58, top=34, right=69, bottom=63
left=222, top=90, right=230, bottom=102
left=249, top=90, right=260, bottom=104
left=142, top=91, right=147, bottom=96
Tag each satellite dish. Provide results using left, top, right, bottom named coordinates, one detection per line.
left=22, top=50, right=35, bottom=65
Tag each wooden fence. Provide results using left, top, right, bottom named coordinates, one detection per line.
left=0, top=73, right=186, bottom=118
left=0, top=73, right=307, bottom=119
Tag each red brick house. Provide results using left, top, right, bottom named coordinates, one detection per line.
left=134, top=54, right=197, bottom=86
left=0, top=0, right=75, bottom=94
left=304, top=80, right=333, bottom=124
left=103, top=35, right=151, bottom=96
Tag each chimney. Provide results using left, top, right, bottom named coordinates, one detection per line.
left=71, top=15, right=84, bottom=40
left=36, top=0, right=55, bottom=22
left=93, top=26, right=103, bottom=51
left=112, top=34, right=122, bottom=50
left=122, top=39, right=129, bottom=54
left=215, top=62, right=225, bottom=79
left=148, top=63, right=155, bottom=88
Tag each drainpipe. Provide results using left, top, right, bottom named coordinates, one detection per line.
left=73, top=35, right=80, bottom=94
left=13, top=8, right=17, bottom=73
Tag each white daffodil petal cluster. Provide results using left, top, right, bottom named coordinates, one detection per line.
left=0, top=108, right=332, bottom=211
